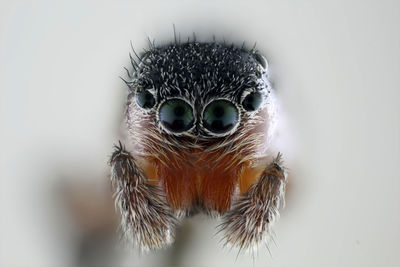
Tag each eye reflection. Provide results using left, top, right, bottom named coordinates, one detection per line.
left=202, top=100, right=239, bottom=134
left=159, top=99, right=194, bottom=133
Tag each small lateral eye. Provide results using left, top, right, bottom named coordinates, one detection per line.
left=253, top=53, right=268, bottom=70
left=136, top=90, right=156, bottom=109
left=242, top=92, right=263, bottom=112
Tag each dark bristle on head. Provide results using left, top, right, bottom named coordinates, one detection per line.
left=129, top=41, right=268, bottom=104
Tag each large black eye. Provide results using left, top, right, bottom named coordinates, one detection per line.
left=203, top=100, right=239, bottom=134
left=136, top=90, right=156, bottom=109
left=242, top=92, right=263, bottom=111
left=159, top=99, right=194, bottom=133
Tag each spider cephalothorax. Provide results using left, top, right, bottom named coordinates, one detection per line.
left=111, top=40, right=286, bottom=251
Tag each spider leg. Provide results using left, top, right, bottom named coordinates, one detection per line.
left=110, top=142, right=177, bottom=251
left=220, top=153, right=287, bottom=251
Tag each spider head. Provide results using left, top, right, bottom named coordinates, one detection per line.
left=126, top=42, right=275, bottom=157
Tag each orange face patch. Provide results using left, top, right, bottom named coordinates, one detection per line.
left=139, top=147, right=267, bottom=214
left=146, top=152, right=241, bottom=213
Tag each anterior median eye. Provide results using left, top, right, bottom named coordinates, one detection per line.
left=159, top=99, right=194, bottom=133
left=242, top=92, right=262, bottom=112
left=202, top=100, right=239, bottom=134
left=136, top=90, right=156, bottom=109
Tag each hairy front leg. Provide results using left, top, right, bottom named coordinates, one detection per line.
left=221, top=153, right=287, bottom=250
left=110, top=142, right=177, bottom=251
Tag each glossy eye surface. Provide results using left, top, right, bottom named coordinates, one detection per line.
left=159, top=99, right=194, bottom=133
left=203, top=100, right=239, bottom=134
left=242, top=92, right=263, bottom=112
left=136, top=90, right=156, bottom=109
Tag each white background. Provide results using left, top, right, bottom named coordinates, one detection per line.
left=1, top=0, right=399, bottom=266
